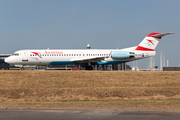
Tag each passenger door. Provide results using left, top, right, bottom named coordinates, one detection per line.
left=22, top=51, right=28, bottom=61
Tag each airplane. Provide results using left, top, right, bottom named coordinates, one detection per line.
left=5, top=32, right=174, bottom=70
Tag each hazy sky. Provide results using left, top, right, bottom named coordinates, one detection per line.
left=0, top=0, right=179, bottom=69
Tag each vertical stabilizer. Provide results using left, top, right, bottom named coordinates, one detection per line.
left=135, top=32, right=174, bottom=51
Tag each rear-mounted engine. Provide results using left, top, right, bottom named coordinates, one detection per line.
left=111, top=51, right=135, bottom=59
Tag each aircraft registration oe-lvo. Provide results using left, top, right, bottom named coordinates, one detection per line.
left=5, top=32, right=174, bottom=70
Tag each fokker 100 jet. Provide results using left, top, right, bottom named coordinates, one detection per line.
left=5, top=32, right=174, bottom=70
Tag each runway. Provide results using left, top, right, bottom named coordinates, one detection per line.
left=0, top=109, right=180, bottom=120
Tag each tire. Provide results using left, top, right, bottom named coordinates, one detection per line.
left=86, top=66, right=93, bottom=70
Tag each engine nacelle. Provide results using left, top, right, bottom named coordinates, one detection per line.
left=111, top=51, right=135, bottom=59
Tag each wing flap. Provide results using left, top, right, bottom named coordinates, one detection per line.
left=71, top=56, right=107, bottom=63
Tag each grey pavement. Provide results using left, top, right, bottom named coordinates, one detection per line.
left=0, top=109, right=180, bottom=120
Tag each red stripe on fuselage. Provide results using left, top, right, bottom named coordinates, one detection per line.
left=135, top=46, right=154, bottom=51
left=31, top=52, right=42, bottom=58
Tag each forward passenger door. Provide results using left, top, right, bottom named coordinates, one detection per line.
left=22, top=51, right=28, bottom=61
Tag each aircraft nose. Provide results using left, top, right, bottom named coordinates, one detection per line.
left=5, top=57, right=12, bottom=64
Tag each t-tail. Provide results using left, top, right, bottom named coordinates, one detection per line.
left=135, top=32, right=174, bottom=51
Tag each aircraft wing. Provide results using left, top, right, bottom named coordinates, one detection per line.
left=71, top=56, right=108, bottom=63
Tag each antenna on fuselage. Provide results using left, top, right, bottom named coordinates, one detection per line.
left=117, top=41, right=119, bottom=49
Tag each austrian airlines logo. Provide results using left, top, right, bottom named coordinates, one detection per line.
left=147, top=39, right=154, bottom=45
left=31, top=52, right=42, bottom=58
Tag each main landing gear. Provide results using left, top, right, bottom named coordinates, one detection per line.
left=20, top=67, right=24, bottom=70
left=85, top=66, right=93, bottom=70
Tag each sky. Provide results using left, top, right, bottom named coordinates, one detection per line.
left=0, top=0, right=180, bottom=69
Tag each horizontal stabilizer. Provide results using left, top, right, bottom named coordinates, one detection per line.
left=151, top=32, right=174, bottom=38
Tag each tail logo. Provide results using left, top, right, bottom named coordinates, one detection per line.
left=31, top=52, right=42, bottom=58
left=147, top=39, right=154, bottom=45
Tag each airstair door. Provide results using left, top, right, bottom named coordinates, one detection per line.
left=22, top=51, right=28, bottom=61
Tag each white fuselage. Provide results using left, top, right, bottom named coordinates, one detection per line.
left=5, top=47, right=156, bottom=66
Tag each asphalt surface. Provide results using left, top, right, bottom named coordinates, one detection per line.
left=0, top=109, right=180, bottom=120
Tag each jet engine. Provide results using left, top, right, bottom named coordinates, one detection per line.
left=111, top=51, right=135, bottom=59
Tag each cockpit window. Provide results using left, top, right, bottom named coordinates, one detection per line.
left=13, top=53, right=19, bottom=56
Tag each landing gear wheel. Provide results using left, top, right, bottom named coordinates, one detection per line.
left=85, top=66, right=93, bottom=70
left=20, top=67, right=24, bottom=70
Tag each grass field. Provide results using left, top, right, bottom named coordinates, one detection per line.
left=0, top=70, right=180, bottom=111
